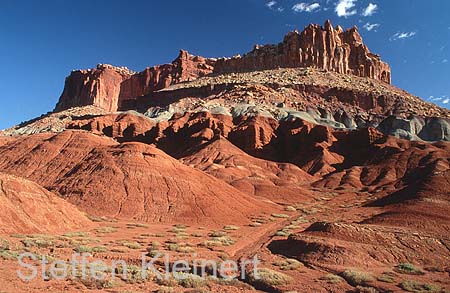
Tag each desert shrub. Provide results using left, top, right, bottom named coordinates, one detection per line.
left=126, top=223, right=149, bottom=228
left=200, top=236, right=235, bottom=248
left=271, top=213, right=289, bottom=219
left=122, top=242, right=142, bottom=250
left=0, top=250, right=19, bottom=260
left=95, top=227, right=117, bottom=234
left=249, top=222, right=262, bottom=227
left=21, top=238, right=54, bottom=248
left=0, top=238, right=10, bottom=250
left=341, top=269, right=374, bottom=286
left=273, top=258, right=303, bottom=271
left=377, top=272, right=396, bottom=283
left=166, top=242, right=194, bottom=253
left=395, top=263, right=424, bottom=275
left=209, top=231, right=227, bottom=237
left=319, top=273, right=343, bottom=284
left=284, top=206, right=297, bottom=212
left=223, top=225, right=240, bottom=231
left=74, top=245, right=107, bottom=253
left=157, top=286, right=176, bottom=293
left=275, top=230, right=291, bottom=237
left=354, top=286, right=378, bottom=293
left=156, top=275, right=179, bottom=287
left=80, top=276, right=116, bottom=289
left=247, top=268, right=292, bottom=289
left=400, top=280, right=441, bottom=292
left=63, top=232, right=90, bottom=238
left=147, top=249, right=161, bottom=257
left=110, top=247, right=128, bottom=253
left=175, top=273, right=207, bottom=288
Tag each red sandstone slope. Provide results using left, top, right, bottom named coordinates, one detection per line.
left=268, top=136, right=450, bottom=272
left=0, top=130, right=274, bottom=224
left=180, top=137, right=315, bottom=202
left=0, top=172, right=91, bottom=234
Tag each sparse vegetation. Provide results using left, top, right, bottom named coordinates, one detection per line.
left=284, top=206, right=297, bottom=212
left=126, top=223, right=149, bottom=228
left=319, top=273, right=343, bottom=284
left=273, top=258, right=303, bottom=271
left=208, top=231, right=227, bottom=237
left=247, top=268, right=293, bottom=289
left=271, top=213, right=290, bottom=219
left=377, top=271, right=396, bottom=283
left=400, top=280, right=441, bottom=292
left=249, top=222, right=262, bottom=227
left=223, top=225, right=240, bottom=231
left=63, top=231, right=90, bottom=238
left=341, top=269, right=374, bottom=286
left=95, top=226, right=118, bottom=234
left=395, top=263, right=425, bottom=275
left=275, top=229, right=291, bottom=237
left=73, top=245, right=107, bottom=253
left=175, top=273, right=207, bottom=288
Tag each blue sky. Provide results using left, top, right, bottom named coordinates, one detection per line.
left=0, top=0, right=449, bottom=130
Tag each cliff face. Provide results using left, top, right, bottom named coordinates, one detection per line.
left=54, top=64, right=133, bottom=112
left=54, top=50, right=216, bottom=112
left=54, top=21, right=391, bottom=113
left=214, top=20, right=391, bottom=83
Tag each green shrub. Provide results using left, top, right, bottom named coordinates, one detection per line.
left=176, top=273, right=207, bottom=288
left=341, top=269, right=374, bottom=286
left=271, top=213, right=289, bottom=219
left=273, top=258, right=303, bottom=271
left=209, top=231, right=227, bottom=237
left=395, top=263, right=424, bottom=275
left=223, top=225, right=240, bottom=231
left=95, top=227, right=117, bottom=234
left=63, top=232, right=90, bottom=238
left=74, top=245, right=107, bottom=253
left=400, top=280, right=441, bottom=292
left=247, top=268, right=292, bottom=289
left=377, top=272, right=396, bottom=283
left=319, top=273, right=343, bottom=284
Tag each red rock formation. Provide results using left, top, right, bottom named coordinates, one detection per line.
left=54, top=64, right=133, bottom=112
left=0, top=130, right=272, bottom=224
left=214, top=20, right=391, bottom=83
left=55, top=50, right=216, bottom=112
left=0, top=172, right=91, bottom=234
left=54, top=21, right=391, bottom=113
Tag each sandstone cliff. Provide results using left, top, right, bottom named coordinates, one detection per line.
left=54, top=50, right=216, bottom=112
left=54, top=21, right=391, bottom=113
left=214, top=20, right=391, bottom=83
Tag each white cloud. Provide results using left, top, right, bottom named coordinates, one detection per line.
left=292, top=2, right=320, bottom=12
left=266, top=1, right=277, bottom=9
left=266, top=1, right=284, bottom=12
left=362, top=3, right=377, bottom=16
left=429, top=95, right=449, bottom=104
left=390, top=31, right=416, bottom=41
left=363, top=22, right=380, bottom=31
left=443, top=59, right=448, bottom=63
left=429, top=96, right=443, bottom=102
left=335, top=0, right=357, bottom=17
